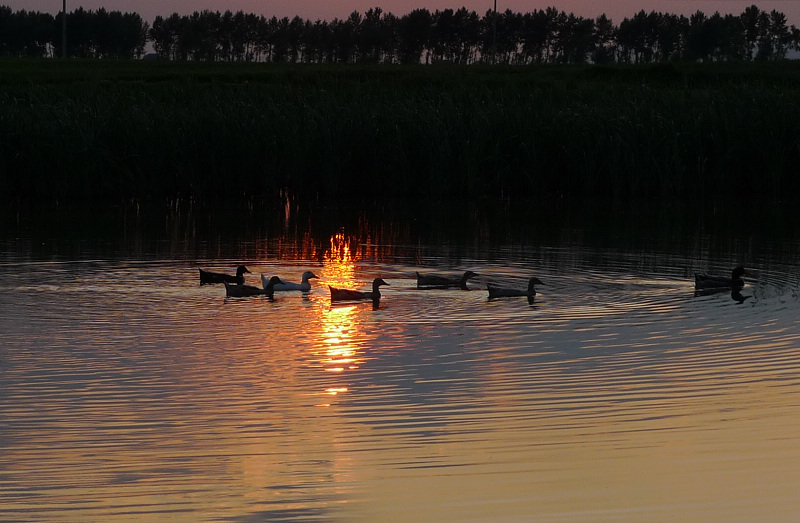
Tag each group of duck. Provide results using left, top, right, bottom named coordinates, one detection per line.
left=199, top=265, right=545, bottom=304
left=199, top=265, right=751, bottom=305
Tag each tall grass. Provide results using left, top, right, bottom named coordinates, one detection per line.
left=1, top=59, right=799, bottom=206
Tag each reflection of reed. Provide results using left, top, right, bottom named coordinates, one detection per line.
left=322, top=231, right=356, bottom=289
left=262, top=221, right=422, bottom=265
left=327, top=231, right=354, bottom=263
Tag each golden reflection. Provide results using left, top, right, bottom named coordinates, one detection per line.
left=309, top=231, right=377, bottom=403
left=323, top=231, right=356, bottom=288
left=326, top=387, right=348, bottom=395
left=252, top=213, right=423, bottom=269
left=319, top=305, right=363, bottom=377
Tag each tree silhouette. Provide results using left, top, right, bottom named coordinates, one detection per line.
left=397, top=8, right=431, bottom=64
left=0, top=3, right=797, bottom=63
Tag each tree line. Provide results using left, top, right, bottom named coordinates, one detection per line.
left=0, top=4, right=797, bottom=63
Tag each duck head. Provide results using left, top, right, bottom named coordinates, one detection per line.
left=236, top=265, right=252, bottom=276
left=301, top=271, right=319, bottom=282
left=372, top=278, right=390, bottom=291
left=731, top=266, right=747, bottom=279
left=527, top=277, right=544, bottom=293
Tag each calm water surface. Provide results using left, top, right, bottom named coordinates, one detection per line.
left=2, top=204, right=800, bottom=522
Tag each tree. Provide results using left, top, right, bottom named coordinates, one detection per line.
left=521, top=8, right=559, bottom=64
left=767, top=10, right=793, bottom=59
left=592, top=14, right=616, bottom=63
left=3, top=3, right=800, bottom=65
left=557, top=13, right=596, bottom=64
left=617, top=11, right=660, bottom=63
left=397, top=9, right=431, bottom=64
left=741, top=5, right=761, bottom=59
left=357, top=7, right=391, bottom=63
left=655, top=14, right=688, bottom=61
left=149, top=14, right=181, bottom=59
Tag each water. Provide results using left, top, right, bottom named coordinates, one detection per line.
left=2, top=203, right=800, bottom=522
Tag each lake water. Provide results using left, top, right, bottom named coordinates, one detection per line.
left=2, top=202, right=800, bottom=522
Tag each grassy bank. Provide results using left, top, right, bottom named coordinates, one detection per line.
left=1, top=59, right=799, bottom=206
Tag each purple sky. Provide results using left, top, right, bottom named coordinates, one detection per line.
left=8, top=1, right=800, bottom=26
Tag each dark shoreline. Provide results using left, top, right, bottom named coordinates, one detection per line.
left=2, top=60, right=799, bottom=207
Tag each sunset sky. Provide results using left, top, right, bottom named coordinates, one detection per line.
left=8, top=0, right=800, bottom=27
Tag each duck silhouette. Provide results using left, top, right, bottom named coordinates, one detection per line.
left=199, top=265, right=250, bottom=285
left=263, top=271, right=318, bottom=292
left=695, top=266, right=748, bottom=290
left=416, top=270, right=478, bottom=290
left=731, top=288, right=751, bottom=304
left=225, top=275, right=283, bottom=298
left=487, top=277, right=544, bottom=304
left=329, top=278, right=389, bottom=304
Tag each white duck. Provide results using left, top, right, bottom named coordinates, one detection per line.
left=263, top=270, right=318, bottom=292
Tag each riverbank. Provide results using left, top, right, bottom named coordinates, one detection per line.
left=2, top=59, right=799, bottom=206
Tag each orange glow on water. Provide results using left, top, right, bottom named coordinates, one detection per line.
left=7, top=223, right=800, bottom=523
left=325, top=387, right=348, bottom=395
left=322, top=231, right=356, bottom=289
left=316, top=304, right=364, bottom=385
left=305, top=231, right=379, bottom=398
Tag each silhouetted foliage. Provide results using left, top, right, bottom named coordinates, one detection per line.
left=0, top=4, right=797, bottom=62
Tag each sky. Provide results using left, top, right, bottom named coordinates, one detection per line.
left=7, top=0, right=800, bottom=27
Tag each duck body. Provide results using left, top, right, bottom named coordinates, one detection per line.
left=224, top=282, right=265, bottom=298
left=224, top=276, right=283, bottom=298
left=329, top=278, right=389, bottom=303
left=731, top=289, right=751, bottom=304
left=416, top=270, right=478, bottom=290
left=200, top=265, right=250, bottom=285
left=695, top=266, right=748, bottom=290
left=264, top=271, right=318, bottom=292
left=488, top=277, right=544, bottom=301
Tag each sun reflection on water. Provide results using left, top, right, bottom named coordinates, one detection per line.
left=320, top=305, right=363, bottom=374
left=322, top=231, right=356, bottom=288
left=309, top=231, right=377, bottom=405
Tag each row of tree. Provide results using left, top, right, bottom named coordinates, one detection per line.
left=0, top=6, right=147, bottom=58
left=0, top=4, right=797, bottom=63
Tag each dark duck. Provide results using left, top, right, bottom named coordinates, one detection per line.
left=694, top=266, right=748, bottom=290
left=329, top=278, right=389, bottom=304
left=487, top=277, right=544, bottom=304
left=200, top=265, right=250, bottom=285
left=224, top=275, right=283, bottom=298
left=416, top=270, right=478, bottom=290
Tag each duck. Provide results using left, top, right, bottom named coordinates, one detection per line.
left=263, top=270, right=318, bottom=292
left=199, top=265, right=250, bottom=285
left=329, top=278, right=389, bottom=303
left=224, top=276, right=283, bottom=298
left=416, top=270, right=478, bottom=290
left=695, top=266, right=748, bottom=290
left=487, top=277, right=544, bottom=304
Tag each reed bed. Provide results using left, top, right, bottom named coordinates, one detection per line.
left=1, top=60, right=799, bottom=206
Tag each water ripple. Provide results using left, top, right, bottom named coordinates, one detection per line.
left=2, top=255, right=800, bottom=521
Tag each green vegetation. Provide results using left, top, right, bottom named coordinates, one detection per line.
left=1, top=59, right=799, bottom=206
